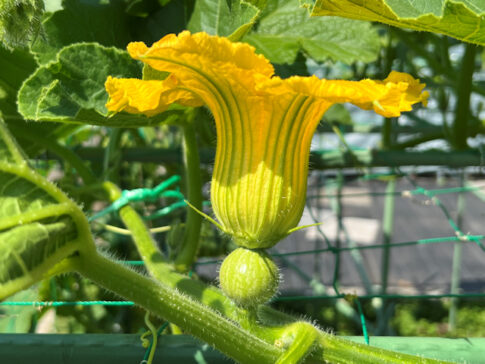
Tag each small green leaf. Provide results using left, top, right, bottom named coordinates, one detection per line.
left=18, top=43, right=175, bottom=127
left=31, top=0, right=131, bottom=65
left=309, top=0, right=485, bottom=46
left=244, top=0, right=380, bottom=64
left=188, top=0, right=261, bottom=41
left=0, top=119, right=94, bottom=300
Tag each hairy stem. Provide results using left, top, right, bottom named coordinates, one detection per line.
left=75, top=252, right=282, bottom=364
left=102, top=181, right=172, bottom=279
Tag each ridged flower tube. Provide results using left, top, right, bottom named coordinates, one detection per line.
left=105, top=31, right=428, bottom=250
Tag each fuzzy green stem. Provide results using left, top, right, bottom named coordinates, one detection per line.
left=311, top=333, right=451, bottom=364
left=102, top=181, right=172, bottom=279
left=275, top=322, right=318, bottom=364
left=175, top=110, right=203, bottom=271
left=75, top=252, right=282, bottom=364
left=100, top=181, right=244, bottom=320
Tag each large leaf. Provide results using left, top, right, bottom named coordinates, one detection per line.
left=244, top=0, right=380, bottom=64
left=18, top=43, right=176, bottom=127
left=31, top=0, right=131, bottom=65
left=188, top=0, right=261, bottom=41
left=0, top=45, right=80, bottom=155
left=0, top=119, right=93, bottom=300
left=308, top=0, right=485, bottom=46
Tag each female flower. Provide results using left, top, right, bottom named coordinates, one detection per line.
left=106, top=31, right=427, bottom=251
left=106, top=31, right=427, bottom=307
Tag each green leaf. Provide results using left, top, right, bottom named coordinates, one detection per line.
left=244, top=0, right=380, bottom=64
left=18, top=42, right=175, bottom=127
left=309, top=0, right=485, bottom=46
left=0, top=45, right=81, bottom=156
left=0, top=119, right=94, bottom=300
left=0, top=289, right=38, bottom=333
left=31, top=0, right=131, bottom=65
left=188, top=0, right=261, bottom=41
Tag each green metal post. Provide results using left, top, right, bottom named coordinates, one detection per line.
left=448, top=172, right=466, bottom=331
left=380, top=178, right=396, bottom=296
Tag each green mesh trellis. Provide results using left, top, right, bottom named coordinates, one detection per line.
left=2, top=169, right=485, bottom=363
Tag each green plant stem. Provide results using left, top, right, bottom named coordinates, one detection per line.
left=381, top=118, right=392, bottom=149
left=102, top=181, right=172, bottom=279
left=453, top=43, right=476, bottom=150
left=103, top=128, right=123, bottom=183
left=74, top=252, right=283, bottom=364
left=175, top=111, right=203, bottom=271
left=100, top=181, right=245, bottom=320
left=448, top=172, right=466, bottom=331
left=311, top=334, right=449, bottom=364
left=8, top=124, right=97, bottom=184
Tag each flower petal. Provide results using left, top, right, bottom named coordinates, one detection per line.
left=127, top=31, right=274, bottom=79
left=105, top=75, right=203, bottom=116
left=259, top=71, right=428, bottom=118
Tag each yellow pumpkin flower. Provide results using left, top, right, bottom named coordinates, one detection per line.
left=105, top=31, right=428, bottom=249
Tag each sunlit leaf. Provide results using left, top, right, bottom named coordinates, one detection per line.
left=18, top=43, right=176, bottom=127
left=188, top=0, right=260, bottom=41
left=308, top=0, right=485, bottom=46
left=0, top=45, right=80, bottom=155
left=244, top=0, right=380, bottom=64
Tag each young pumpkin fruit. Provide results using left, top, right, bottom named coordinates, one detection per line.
left=219, top=247, right=279, bottom=308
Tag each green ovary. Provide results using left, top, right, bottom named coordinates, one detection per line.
left=212, top=162, right=306, bottom=249
left=219, top=247, right=279, bottom=308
